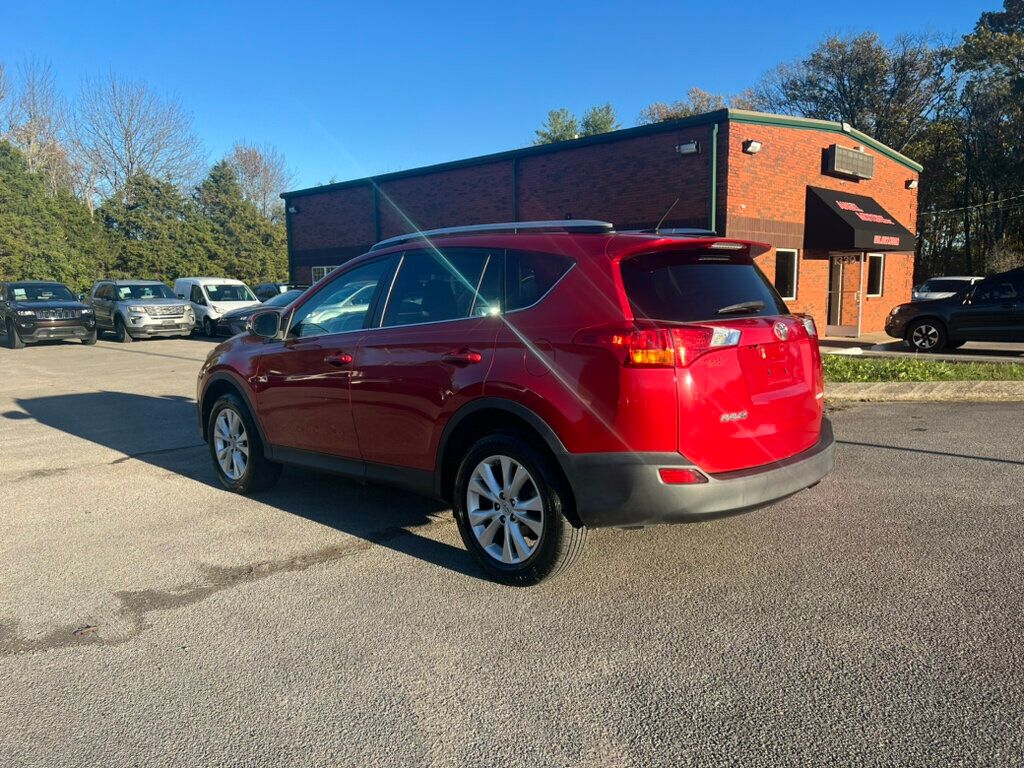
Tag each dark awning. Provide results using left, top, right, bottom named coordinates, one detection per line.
left=804, top=186, right=915, bottom=251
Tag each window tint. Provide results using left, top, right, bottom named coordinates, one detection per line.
left=774, top=249, right=798, bottom=300
left=290, top=259, right=390, bottom=338
left=505, top=250, right=573, bottom=311
left=190, top=285, right=204, bottom=303
left=381, top=249, right=501, bottom=328
left=974, top=275, right=1021, bottom=303
left=866, top=254, right=884, bottom=297
left=620, top=251, right=788, bottom=322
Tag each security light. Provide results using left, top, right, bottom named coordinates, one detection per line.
left=287, top=204, right=299, bottom=214
left=905, top=179, right=919, bottom=189
left=675, top=141, right=700, bottom=155
left=743, top=140, right=762, bottom=154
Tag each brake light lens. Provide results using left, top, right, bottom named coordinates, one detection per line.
left=577, top=324, right=741, bottom=367
left=799, top=315, right=817, bottom=337
left=658, top=467, right=708, bottom=484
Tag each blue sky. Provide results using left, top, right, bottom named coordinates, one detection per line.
left=0, top=0, right=991, bottom=191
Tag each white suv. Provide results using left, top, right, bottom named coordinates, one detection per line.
left=174, top=278, right=260, bottom=337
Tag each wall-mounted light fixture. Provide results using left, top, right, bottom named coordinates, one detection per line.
left=905, top=179, right=919, bottom=189
left=742, top=140, right=762, bottom=155
left=675, top=140, right=700, bottom=155
left=287, top=204, right=299, bottom=214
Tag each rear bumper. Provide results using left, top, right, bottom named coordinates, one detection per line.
left=563, top=418, right=835, bottom=528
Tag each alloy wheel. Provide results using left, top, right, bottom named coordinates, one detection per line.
left=466, top=454, right=544, bottom=565
left=911, top=323, right=940, bottom=350
left=213, top=408, right=249, bottom=481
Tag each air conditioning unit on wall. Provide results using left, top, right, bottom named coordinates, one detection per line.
left=826, top=144, right=875, bottom=180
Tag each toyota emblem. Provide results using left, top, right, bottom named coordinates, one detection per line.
left=773, top=321, right=789, bottom=341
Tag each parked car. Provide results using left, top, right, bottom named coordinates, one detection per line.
left=887, top=267, right=1024, bottom=351
left=912, top=276, right=983, bottom=302
left=173, top=277, right=260, bottom=337
left=254, top=282, right=309, bottom=302
left=217, top=289, right=304, bottom=337
left=196, top=221, right=834, bottom=585
left=89, top=280, right=195, bottom=342
left=0, top=281, right=97, bottom=349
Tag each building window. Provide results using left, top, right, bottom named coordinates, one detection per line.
left=774, top=249, right=798, bottom=301
left=311, top=266, right=335, bottom=283
left=866, top=253, right=885, bottom=297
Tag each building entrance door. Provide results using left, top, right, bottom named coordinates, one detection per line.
left=826, top=253, right=863, bottom=337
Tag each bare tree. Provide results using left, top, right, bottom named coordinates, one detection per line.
left=638, top=87, right=762, bottom=124
left=4, top=58, right=73, bottom=194
left=73, top=72, right=203, bottom=202
left=0, top=61, right=7, bottom=114
left=226, top=142, right=295, bottom=217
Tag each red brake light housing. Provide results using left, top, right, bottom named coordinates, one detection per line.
left=575, top=324, right=742, bottom=368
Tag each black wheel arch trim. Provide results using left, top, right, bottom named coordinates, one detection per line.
left=199, top=371, right=269, bottom=448
left=434, top=397, right=571, bottom=499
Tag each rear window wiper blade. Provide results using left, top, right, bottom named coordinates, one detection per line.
left=716, top=300, right=765, bottom=314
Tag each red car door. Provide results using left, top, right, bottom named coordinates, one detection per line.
left=255, top=257, right=393, bottom=459
left=349, top=247, right=503, bottom=470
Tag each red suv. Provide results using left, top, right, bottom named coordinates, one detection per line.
left=197, top=221, right=834, bottom=584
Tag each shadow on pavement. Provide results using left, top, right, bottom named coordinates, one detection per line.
left=7, top=390, right=483, bottom=580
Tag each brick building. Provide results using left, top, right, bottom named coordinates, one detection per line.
left=281, top=109, right=921, bottom=335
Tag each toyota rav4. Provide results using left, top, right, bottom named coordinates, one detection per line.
left=197, top=221, right=834, bottom=585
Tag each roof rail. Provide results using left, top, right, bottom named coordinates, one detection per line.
left=369, top=220, right=615, bottom=251
left=623, top=227, right=718, bottom=237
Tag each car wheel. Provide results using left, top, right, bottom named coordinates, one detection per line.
left=203, top=317, right=216, bottom=337
left=5, top=318, right=25, bottom=349
left=208, top=392, right=281, bottom=493
left=453, top=431, right=587, bottom=586
left=906, top=319, right=946, bottom=353
left=114, top=316, right=133, bottom=343
left=82, top=329, right=97, bottom=346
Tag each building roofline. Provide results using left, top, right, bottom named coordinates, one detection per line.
left=281, top=108, right=921, bottom=200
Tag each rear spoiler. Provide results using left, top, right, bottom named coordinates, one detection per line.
left=611, top=237, right=772, bottom=261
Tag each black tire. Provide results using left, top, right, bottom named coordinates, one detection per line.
left=5, top=318, right=25, bottom=349
left=207, top=392, right=281, bottom=493
left=906, top=318, right=946, bottom=353
left=114, top=315, right=133, bottom=343
left=203, top=317, right=216, bottom=337
left=82, top=329, right=97, bottom=346
left=452, top=430, right=586, bottom=586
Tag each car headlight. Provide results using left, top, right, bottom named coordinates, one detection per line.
left=127, top=305, right=146, bottom=314
left=15, top=309, right=35, bottom=317
left=80, top=308, right=94, bottom=316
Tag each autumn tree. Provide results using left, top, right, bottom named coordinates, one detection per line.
left=227, top=142, right=294, bottom=219
left=73, top=73, right=203, bottom=204
left=638, top=87, right=760, bottom=124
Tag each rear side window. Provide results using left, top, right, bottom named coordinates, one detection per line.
left=505, top=250, right=574, bottom=311
left=620, top=251, right=789, bottom=323
left=381, top=248, right=502, bottom=328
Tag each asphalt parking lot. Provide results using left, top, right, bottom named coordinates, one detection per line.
left=2, top=338, right=1022, bottom=767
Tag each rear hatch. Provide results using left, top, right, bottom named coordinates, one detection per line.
left=618, top=244, right=824, bottom=473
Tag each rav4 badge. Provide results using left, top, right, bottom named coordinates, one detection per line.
left=720, top=410, right=749, bottom=423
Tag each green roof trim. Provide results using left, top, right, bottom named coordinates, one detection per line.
left=282, top=108, right=921, bottom=199
left=727, top=109, right=923, bottom=173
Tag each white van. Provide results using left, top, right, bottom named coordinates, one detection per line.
left=173, top=277, right=260, bottom=337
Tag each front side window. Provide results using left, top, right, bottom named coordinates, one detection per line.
left=774, top=249, right=798, bottom=301
left=190, top=285, right=205, bottom=304
left=380, top=249, right=502, bottom=328
left=289, top=259, right=390, bottom=338
left=866, top=254, right=884, bottom=297
left=973, top=276, right=1021, bottom=304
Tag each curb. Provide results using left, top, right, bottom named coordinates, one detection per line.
left=826, top=381, right=1024, bottom=402
left=820, top=345, right=1024, bottom=365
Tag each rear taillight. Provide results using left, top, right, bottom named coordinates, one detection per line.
left=576, top=324, right=741, bottom=368
left=798, top=315, right=817, bottom=337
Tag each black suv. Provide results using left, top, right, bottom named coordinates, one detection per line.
left=0, top=281, right=97, bottom=349
left=886, top=267, right=1024, bottom=351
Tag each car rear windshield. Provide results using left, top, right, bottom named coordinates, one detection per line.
left=619, top=251, right=788, bottom=323
left=922, top=279, right=970, bottom=293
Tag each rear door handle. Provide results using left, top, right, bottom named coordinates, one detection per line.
left=441, top=349, right=483, bottom=365
left=324, top=352, right=353, bottom=367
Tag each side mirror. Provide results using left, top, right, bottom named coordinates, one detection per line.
left=177, top=293, right=185, bottom=299
left=249, top=309, right=282, bottom=339
left=78, top=293, right=86, bottom=302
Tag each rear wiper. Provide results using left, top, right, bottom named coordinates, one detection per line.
left=716, top=300, right=765, bottom=314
